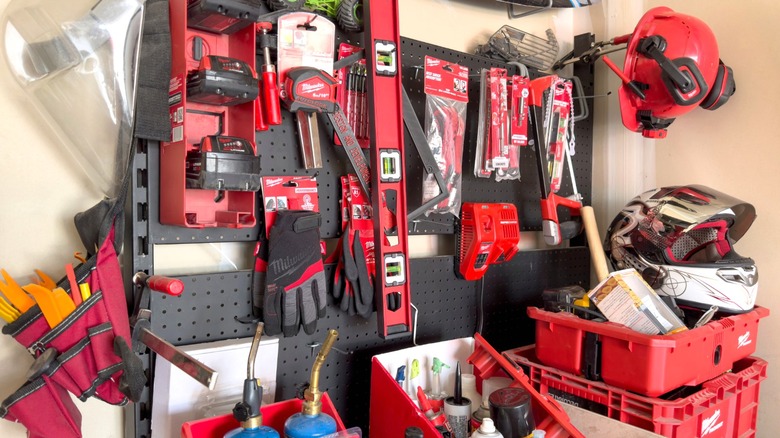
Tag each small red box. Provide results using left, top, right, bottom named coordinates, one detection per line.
left=181, top=393, right=346, bottom=438
left=369, top=336, right=585, bottom=438
left=505, top=346, right=767, bottom=438
left=529, top=306, right=769, bottom=396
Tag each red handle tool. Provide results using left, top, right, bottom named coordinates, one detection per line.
left=133, top=272, right=184, bottom=296
left=258, top=22, right=282, bottom=126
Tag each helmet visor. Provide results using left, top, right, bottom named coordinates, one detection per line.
left=638, top=185, right=756, bottom=242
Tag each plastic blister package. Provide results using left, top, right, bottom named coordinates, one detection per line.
left=1, top=0, right=145, bottom=196
left=422, top=56, right=468, bottom=217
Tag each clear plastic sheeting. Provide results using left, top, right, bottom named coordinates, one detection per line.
left=2, top=0, right=145, bottom=196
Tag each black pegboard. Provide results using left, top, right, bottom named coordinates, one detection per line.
left=129, top=33, right=596, bottom=438
left=401, top=36, right=594, bottom=234
left=146, top=250, right=587, bottom=432
left=146, top=36, right=594, bottom=242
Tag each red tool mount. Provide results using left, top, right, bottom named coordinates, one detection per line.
left=161, top=0, right=259, bottom=228
left=364, top=0, right=412, bottom=339
left=457, top=203, right=520, bottom=281
left=529, top=75, right=582, bottom=246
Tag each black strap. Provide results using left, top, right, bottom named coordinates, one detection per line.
left=133, top=0, right=172, bottom=142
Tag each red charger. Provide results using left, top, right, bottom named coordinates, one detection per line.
left=457, top=203, right=520, bottom=280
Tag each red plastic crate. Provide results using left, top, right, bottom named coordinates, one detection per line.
left=369, top=336, right=584, bottom=438
left=505, top=346, right=767, bottom=438
left=161, top=0, right=259, bottom=228
left=529, top=306, right=769, bottom=396
left=181, top=393, right=346, bottom=437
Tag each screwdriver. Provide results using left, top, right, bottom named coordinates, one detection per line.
left=258, top=22, right=282, bottom=126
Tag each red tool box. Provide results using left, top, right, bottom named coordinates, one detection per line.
left=528, top=306, right=769, bottom=397
left=369, top=336, right=584, bottom=438
left=505, top=346, right=767, bottom=438
left=160, top=0, right=259, bottom=228
left=181, top=393, right=346, bottom=437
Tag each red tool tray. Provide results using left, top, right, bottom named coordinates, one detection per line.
left=161, top=0, right=258, bottom=228
left=181, top=393, right=346, bottom=437
left=368, top=335, right=584, bottom=438
left=505, top=346, right=767, bottom=438
left=528, top=306, right=769, bottom=397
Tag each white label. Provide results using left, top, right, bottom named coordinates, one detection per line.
left=701, top=409, right=723, bottom=436
left=738, top=331, right=752, bottom=348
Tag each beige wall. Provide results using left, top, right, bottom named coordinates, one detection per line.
left=1, top=0, right=772, bottom=436
left=644, top=1, right=779, bottom=434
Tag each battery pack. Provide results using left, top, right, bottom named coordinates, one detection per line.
left=187, top=55, right=258, bottom=106
left=187, top=0, right=263, bottom=34
left=186, top=135, right=261, bottom=191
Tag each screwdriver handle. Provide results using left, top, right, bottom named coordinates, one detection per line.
left=255, top=94, right=268, bottom=132
left=262, top=69, right=282, bottom=125
left=133, top=272, right=184, bottom=296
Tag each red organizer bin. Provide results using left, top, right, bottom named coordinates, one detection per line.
left=529, top=305, right=769, bottom=397
left=181, top=393, right=346, bottom=437
left=368, top=334, right=584, bottom=438
left=161, top=0, right=258, bottom=228
left=505, top=346, right=767, bottom=438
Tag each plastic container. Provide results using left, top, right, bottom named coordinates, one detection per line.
left=181, top=394, right=346, bottom=438
left=369, top=336, right=585, bottom=438
left=505, top=345, right=767, bottom=438
left=528, top=305, right=769, bottom=396
left=160, top=0, right=259, bottom=228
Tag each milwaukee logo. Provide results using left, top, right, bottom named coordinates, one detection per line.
left=265, top=178, right=284, bottom=187
left=268, top=251, right=309, bottom=275
left=738, top=331, right=752, bottom=348
left=701, top=409, right=723, bottom=435
left=300, top=82, right=325, bottom=93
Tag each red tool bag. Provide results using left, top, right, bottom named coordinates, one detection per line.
left=0, top=166, right=144, bottom=437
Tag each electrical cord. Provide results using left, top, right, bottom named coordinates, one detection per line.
left=476, top=277, right=485, bottom=334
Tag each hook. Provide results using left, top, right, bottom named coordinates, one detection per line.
left=307, top=342, right=352, bottom=357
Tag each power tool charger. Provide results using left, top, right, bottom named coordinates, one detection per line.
left=456, top=203, right=520, bottom=280
left=187, top=55, right=259, bottom=106
left=186, top=135, right=261, bottom=191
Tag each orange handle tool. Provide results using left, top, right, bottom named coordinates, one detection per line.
left=0, top=270, right=36, bottom=312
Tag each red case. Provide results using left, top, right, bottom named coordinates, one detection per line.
left=181, top=393, right=346, bottom=437
left=368, top=335, right=584, bottom=438
left=528, top=306, right=769, bottom=397
left=161, top=0, right=258, bottom=228
left=506, top=346, right=767, bottom=438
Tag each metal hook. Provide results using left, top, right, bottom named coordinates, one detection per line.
left=307, top=342, right=352, bottom=357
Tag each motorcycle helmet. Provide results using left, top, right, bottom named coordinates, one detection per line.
left=619, top=7, right=736, bottom=138
left=605, top=185, right=757, bottom=313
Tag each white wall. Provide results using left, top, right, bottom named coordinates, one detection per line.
left=5, top=0, right=768, bottom=437
left=0, top=1, right=599, bottom=437
left=644, top=1, right=779, bottom=434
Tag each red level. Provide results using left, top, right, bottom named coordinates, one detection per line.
left=364, top=0, right=412, bottom=339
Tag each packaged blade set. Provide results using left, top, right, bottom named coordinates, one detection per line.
left=422, top=56, right=468, bottom=216
left=474, top=68, right=530, bottom=182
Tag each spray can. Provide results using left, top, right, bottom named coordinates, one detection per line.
left=470, top=419, right=503, bottom=438
left=284, top=330, right=340, bottom=438
left=224, top=323, right=280, bottom=438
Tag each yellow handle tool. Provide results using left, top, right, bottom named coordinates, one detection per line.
left=0, top=296, right=20, bottom=323
left=0, top=270, right=36, bottom=312
left=0, top=308, right=16, bottom=324
left=0, top=296, right=21, bottom=318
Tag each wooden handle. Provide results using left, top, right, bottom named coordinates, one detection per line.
left=581, top=206, right=610, bottom=282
